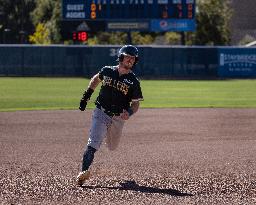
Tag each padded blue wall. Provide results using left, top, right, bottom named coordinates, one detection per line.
left=0, top=45, right=244, bottom=78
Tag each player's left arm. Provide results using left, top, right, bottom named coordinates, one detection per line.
left=120, top=100, right=140, bottom=120
left=130, top=100, right=140, bottom=114
left=120, top=77, right=143, bottom=120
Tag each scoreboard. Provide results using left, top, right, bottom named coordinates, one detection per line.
left=62, top=0, right=196, bottom=32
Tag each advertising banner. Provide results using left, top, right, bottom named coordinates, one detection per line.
left=150, top=19, right=196, bottom=32
left=218, top=48, right=256, bottom=77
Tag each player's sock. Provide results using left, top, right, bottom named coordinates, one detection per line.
left=82, top=146, right=96, bottom=171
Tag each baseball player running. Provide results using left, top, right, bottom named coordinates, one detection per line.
left=77, top=45, right=144, bottom=186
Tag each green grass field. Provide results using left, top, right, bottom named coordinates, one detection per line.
left=0, top=77, right=256, bottom=111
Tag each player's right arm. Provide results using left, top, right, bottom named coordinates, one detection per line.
left=79, top=73, right=102, bottom=111
left=88, top=73, right=102, bottom=90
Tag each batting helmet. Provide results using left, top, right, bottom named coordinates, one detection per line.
left=118, top=45, right=139, bottom=65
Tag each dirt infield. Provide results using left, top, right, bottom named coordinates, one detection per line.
left=1, top=109, right=256, bottom=205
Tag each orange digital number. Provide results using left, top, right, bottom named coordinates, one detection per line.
left=90, top=3, right=96, bottom=19
left=91, top=12, right=96, bottom=19
left=188, top=12, right=192, bottom=19
left=188, top=4, right=193, bottom=10
left=91, top=3, right=96, bottom=11
left=187, top=4, right=193, bottom=18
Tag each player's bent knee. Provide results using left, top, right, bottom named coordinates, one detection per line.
left=87, top=140, right=101, bottom=151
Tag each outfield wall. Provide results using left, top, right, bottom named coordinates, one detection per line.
left=0, top=45, right=255, bottom=78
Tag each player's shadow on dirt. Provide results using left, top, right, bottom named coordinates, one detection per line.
left=82, top=180, right=193, bottom=196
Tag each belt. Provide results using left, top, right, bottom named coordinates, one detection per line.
left=96, top=105, right=120, bottom=117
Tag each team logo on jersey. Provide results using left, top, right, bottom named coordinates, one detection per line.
left=102, top=76, right=130, bottom=95
left=123, top=79, right=134, bottom=85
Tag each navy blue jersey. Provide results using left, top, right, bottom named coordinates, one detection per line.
left=96, top=66, right=143, bottom=113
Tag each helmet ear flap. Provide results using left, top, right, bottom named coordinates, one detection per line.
left=119, top=54, right=124, bottom=62
left=135, top=57, right=139, bottom=64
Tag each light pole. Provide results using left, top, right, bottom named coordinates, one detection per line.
left=19, top=30, right=26, bottom=43
left=3, top=28, right=11, bottom=44
left=20, top=0, right=25, bottom=43
left=0, top=10, right=4, bottom=43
